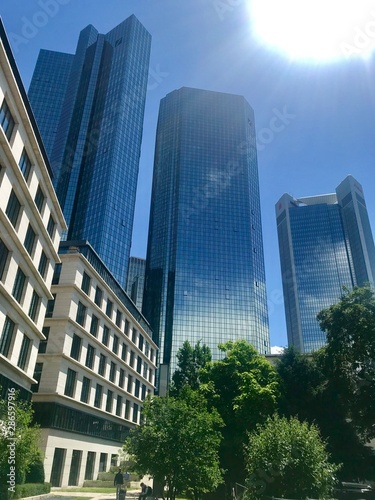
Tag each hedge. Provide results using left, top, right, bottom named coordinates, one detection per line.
left=1, top=482, right=51, bottom=499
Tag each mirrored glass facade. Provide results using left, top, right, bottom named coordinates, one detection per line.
left=143, top=88, right=270, bottom=376
left=28, top=16, right=151, bottom=287
left=276, top=175, right=375, bottom=352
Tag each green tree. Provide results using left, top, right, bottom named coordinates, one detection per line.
left=244, top=414, right=339, bottom=500
left=317, top=285, right=375, bottom=440
left=199, top=340, right=280, bottom=488
left=277, top=347, right=374, bottom=480
left=124, top=389, right=223, bottom=500
left=169, top=340, right=211, bottom=396
left=0, top=391, right=42, bottom=494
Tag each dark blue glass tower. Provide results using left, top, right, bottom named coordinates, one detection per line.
left=143, top=87, right=270, bottom=377
left=28, top=16, right=151, bottom=287
left=276, top=175, right=375, bottom=352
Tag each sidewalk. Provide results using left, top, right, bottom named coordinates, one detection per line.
left=29, top=489, right=142, bottom=500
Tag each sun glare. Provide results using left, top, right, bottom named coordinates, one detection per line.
left=249, top=0, right=375, bottom=62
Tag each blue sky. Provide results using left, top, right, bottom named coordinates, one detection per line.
left=2, top=0, right=375, bottom=349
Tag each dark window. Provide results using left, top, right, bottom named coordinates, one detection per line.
left=38, top=250, right=48, bottom=278
left=102, top=325, right=109, bottom=346
left=141, top=384, right=146, bottom=400
left=31, top=362, right=43, bottom=392
left=115, top=309, right=122, bottom=327
left=150, top=348, right=155, bottom=363
left=136, top=356, right=142, bottom=374
left=94, top=286, right=103, bottom=307
left=109, top=361, right=116, bottom=382
left=81, top=272, right=91, bottom=294
left=129, top=351, right=135, bottom=368
left=138, top=334, right=144, bottom=351
left=94, top=383, right=103, bottom=408
left=106, top=299, right=113, bottom=318
left=47, top=214, right=56, bottom=238
left=121, top=342, right=127, bottom=362
left=12, top=267, right=26, bottom=303
left=0, top=98, right=15, bottom=140
left=85, top=345, right=95, bottom=369
left=143, top=361, right=148, bottom=379
left=116, top=395, right=122, bottom=416
left=124, top=319, right=130, bottom=336
left=119, top=368, right=125, bottom=388
left=45, top=294, right=56, bottom=318
left=106, top=390, right=113, bottom=412
left=112, top=335, right=119, bottom=355
left=98, top=354, right=106, bottom=376
left=19, top=148, right=32, bottom=181
left=52, top=263, right=62, bottom=284
left=24, top=224, right=36, bottom=255
left=90, top=315, right=99, bottom=337
left=81, top=377, right=91, bottom=403
left=132, top=328, right=137, bottom=343
left=0, top=316, right=15, bottom=357
left=34, top=185, right=45, bottom=213
left=145, top=341, right=150, bottom=357
left=76, top=302, right=86, bottom=326
left=38, top=326, right=49, bottom=353
left=135, top=379, right=140, bottom=398
left=70, top=334, right=82, bottom=361
left=6, top=190, right=21, bottom=227
left=127, top=375, right=133, bottom=393
left=99, top=453, right=107, bottom=472
left=18, top=334, right=31, bottom=370
left=133, top=403, right=138, bottom=423
left=64, top=368, right=77, bottom=397
left=0, top=238, right=10, bottom=281
left=125, top=400, right=130, bottom=419
left=85, top=452, right=95, bottom=481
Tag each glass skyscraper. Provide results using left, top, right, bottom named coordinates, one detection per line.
left=126, top=256, right=146, bottom=310
left=143, top=87, right=270, bottom=378
left=28, top=16, right=151, bottom=287
left=276, top=175, right=375, bottom=352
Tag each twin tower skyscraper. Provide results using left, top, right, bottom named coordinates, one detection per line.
left=28, top=15, right=270, bottom=370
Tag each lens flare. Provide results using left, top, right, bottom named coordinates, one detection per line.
left=249, top=0, right=375, bottom=62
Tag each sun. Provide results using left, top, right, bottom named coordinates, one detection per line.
left=248, top=0, right=375, bottom=62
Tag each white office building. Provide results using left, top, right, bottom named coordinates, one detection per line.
left=0, top=19, right=66, bottom=402
left=32, top=241, right=157, bottom=487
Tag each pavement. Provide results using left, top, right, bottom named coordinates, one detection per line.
left=27, top=490, right=142, bottom=500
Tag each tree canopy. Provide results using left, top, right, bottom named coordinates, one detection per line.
left=169, top=340, right=211, bottom=397
left=0, top=391, right=42, bottom=494
left=244, top=414, right=339, bottom=500
left=317, top=285, right=375, bottom=440
left=199, top=340, right=280, bottom=486
left=124, top=389, right=223, bottom=500
left=276, top=346, right=374, bottom=480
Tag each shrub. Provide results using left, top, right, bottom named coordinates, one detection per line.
left=3, top=482, right=51, bottom=499
left=25, top=457, right=45, bottom=483
left=244, top=414, right=340, bottom=499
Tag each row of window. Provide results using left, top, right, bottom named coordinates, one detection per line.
left=79, top=271, right=155, bottom=362
left=63, top=367, right=142, bottom=421
left=5, top=187, right=56, bottom=238
left=0, top=315, right=31, bottom=370
left=70, top=332, right=153, bottom=384
left=1, top=96, right=57, bottom=248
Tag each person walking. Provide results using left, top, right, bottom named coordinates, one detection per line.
left=114, top=468, right=125, bottom=500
